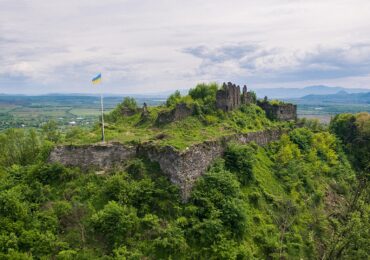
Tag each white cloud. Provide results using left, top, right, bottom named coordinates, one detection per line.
left=0, top=0, right=370, bottom=94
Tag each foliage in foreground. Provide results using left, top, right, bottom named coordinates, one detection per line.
left=0, top=120, right=369, bottom=259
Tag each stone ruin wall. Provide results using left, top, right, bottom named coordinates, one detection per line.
left=257, top=101, right=297, bottom=121
left=216, top=82, right=241, bottom=112
left=48, top=142, right=137, bottom=170
left=216, top=82, right=255, bottom=112
left=275, top=104, right=297, bottom=121
left=215, top=82, right=297, bottom=121
left=155, top=103, right=194, bottom=125
left=49, top=128, right=286, bottom=200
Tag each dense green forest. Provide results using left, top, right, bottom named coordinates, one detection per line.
left=0, top=85, right=369, bottom=259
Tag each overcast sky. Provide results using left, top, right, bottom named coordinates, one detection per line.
left=1, top=0, right=370, bottom=94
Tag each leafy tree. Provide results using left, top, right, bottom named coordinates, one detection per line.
left=122, top=97, right=138, bottom=110
left=166, top=90, right=182, bottom=107
left=224, top=143, right=256, bottom=185
left=42, top=120, right=61, bottom=143
left=91, top=201, right=139, bottom=246
left=289, top=127, right=313, bottom=151
left=187, top=167, right=247, bottom=255
left=330, top=112, right=370, bottom=171
left=189, top=83, right=218, bottom=102
left=189, top=83, right=218, bottom=114
left=0, top=129, right=42, bottom=167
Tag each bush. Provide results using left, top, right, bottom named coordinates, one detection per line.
left=42, top=121, right=62, bottom=143
left=29, top=164, right=74, bottom=185
left=188, top=83, right=218, bottom=114
left=166, top=90, right=181, bottom=107
left=224, top=143, right=256, bottom=185
left=122, top=97, right=138, bottom=110
left=127, top=159, right=146, bottom=179
left=189, top=168, right=247, bottom=244
left=0, top=129, right=42, bottom=167
left=189, top=83, right=218, bottom=101
left=289, top=128, right=313, bottom=151
left=91, top=201, right=139, bottom=246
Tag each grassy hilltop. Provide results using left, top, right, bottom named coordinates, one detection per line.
left=0, top=83, right=369, bottom=259
left=62, top=83, right=289, bottom=149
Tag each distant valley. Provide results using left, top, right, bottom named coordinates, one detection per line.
left=0, top=85, right=369, bottom=129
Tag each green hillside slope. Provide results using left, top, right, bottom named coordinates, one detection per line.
left=0, top=85, right=368, bottom=259
left=0, top=122, right=368, bottom=259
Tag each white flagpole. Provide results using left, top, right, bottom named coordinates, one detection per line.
left=100, top=89, right=105, bottom=142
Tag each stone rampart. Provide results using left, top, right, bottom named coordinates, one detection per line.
left=49, top=129, right=286, bottom=200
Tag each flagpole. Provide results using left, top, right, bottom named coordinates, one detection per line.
left=100, top=91, right=105, bottom=142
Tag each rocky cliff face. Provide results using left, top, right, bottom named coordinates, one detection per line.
left=49, top=129, right=286, bottom=200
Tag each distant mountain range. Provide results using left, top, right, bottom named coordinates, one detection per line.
left=298, top=91, right=370, bottom=104
left=1, top=85, right=369, bottom=100
left=254, top=85, right=370, bottom=99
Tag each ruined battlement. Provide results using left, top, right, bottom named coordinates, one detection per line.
left=216, top=82, right=255, bottom=112
left=257, top=99, right=297, bottom=121
left=49, top=128, right=286, bottom=200
left=215, top=81, right=296, bottom=121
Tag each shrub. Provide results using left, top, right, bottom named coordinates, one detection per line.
left=248, top=191, right=261, bottom=207
left=42, top=120, right=62, bottom=143
left=90, top=201, right=139, bottom=246
left=224, top=143, right=256, bottom=185
left=166, top=90, right=181, bottom=107
left=188, top=83, right=218, bottom=114
left=29, top=164, right=73, bottom=185
left=0, top=129, right=42, bottom=167
left=189, top=83, right=218, bottom=102
left=127, top=159, right=146, bottom=179
left=122, top=97, right=138, bottom=110
left=289, top=128, right=313, bottom=151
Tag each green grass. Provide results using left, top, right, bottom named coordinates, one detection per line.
left=65, top=104, right=288, bottom=150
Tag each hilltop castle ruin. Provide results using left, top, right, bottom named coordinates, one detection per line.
left=216, top=82, right=296, bottom=121
left=216, top=82, right=256, bottom=112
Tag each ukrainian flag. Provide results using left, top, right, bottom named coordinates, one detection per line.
left=92, top=73, right=102, bottom=84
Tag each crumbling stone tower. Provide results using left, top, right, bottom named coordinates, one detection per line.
left=216, top=82, right=241, bottom=112
left=241, top=85, right=255, bottom=104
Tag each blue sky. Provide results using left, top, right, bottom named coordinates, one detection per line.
left=1, top=0, right=370, bottom=94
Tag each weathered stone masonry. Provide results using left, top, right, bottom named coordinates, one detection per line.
left=49, top=129, right=286, bottom=200
left=257, top=100, right=297, bottom=121
left=48, top=142, right=136, bottom=170
left=216, top=82, right=296, bottom=121
left=216, top=82, right=241, bottom=112
left=216, top=82, right=256, bottom=112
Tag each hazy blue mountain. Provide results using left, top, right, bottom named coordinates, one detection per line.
left=300, top=91, right=370, bottom=104
left=254, top=85, right=370, bottom=99
left=2, top=85, right=369, bottom=100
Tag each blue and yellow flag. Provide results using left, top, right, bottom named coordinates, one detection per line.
left=92, top=73, right=102, bottom=84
